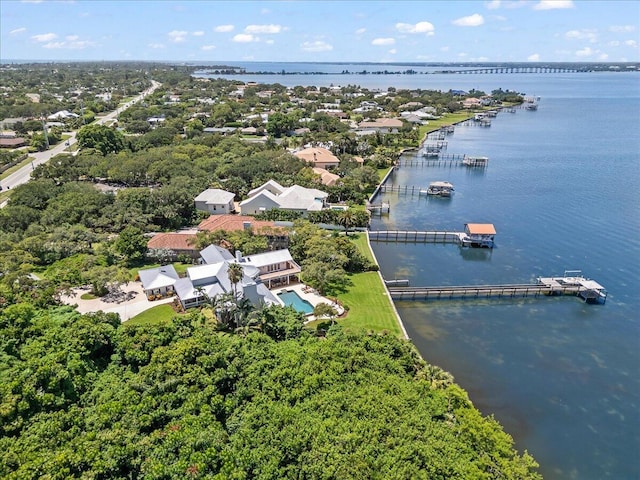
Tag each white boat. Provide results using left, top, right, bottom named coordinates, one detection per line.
left=421, top=181, right=454, bottom=197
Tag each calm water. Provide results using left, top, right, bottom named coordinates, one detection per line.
left=368, top=77, right=640, bottom=479
left=212, top=64, right=640, bottom=478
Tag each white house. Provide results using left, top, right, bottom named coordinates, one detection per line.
left=47, top=110, right=79, bottom=120
left=239, top=180, right=328, bottom=216
left=194, top=188, right=236, bottom=215
left=163, top=247, right=298, bottom=309
left=139, top=264, right=180, bottom=297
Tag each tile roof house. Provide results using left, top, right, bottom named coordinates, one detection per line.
left=142, top=246, right=299, bottom=310
left=312, top=167, right=341, bottom=186
left=294, top=147, right=340, bottom=169
left=0, top=137, right=27, bottom=148
left=239, top=180, right=328, bottom=216
left=198, top=214, right=289, bottom=250
left=194, top=188, right=236, bottom=215
left=356, top=118, right=404, bottom=134
left=147, top=232, right=199, bottom=261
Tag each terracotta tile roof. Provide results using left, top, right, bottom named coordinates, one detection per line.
left=465, top=223, right=496, bottom=235
left=294, top=147, right=340, bottom=167
left=197, top=214, right=287, bottom=235
left=147, top=232, right=197, bottom=250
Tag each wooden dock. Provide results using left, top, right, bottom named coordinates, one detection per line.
left=377, top=185, right=425, bottom=195
left=387, top=271, right=607, bottom=305
left=388, top=283, right=602, bottom=303
left=369, top=230, right=464, bottom=243
left=400, top=153, right=487, bottom=168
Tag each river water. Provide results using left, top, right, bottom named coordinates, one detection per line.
left=199, top=64, right=640, bottom=479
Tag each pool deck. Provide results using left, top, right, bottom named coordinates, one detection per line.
left=271, top=282, right=344, bottom=322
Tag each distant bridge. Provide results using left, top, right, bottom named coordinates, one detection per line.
left=435, top=66, right=588, bottom=74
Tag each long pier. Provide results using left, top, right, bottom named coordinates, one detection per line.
left=369, top=230, right=464, bottom=243
left=388, top=283, right=598, bottom=302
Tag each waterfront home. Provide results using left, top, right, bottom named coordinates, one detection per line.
left=239, top=180, right=328, bottom=216
left=294, top=146, right=340, bottom=169
left=194, top=188, right=236, bottom=215
left=171, top=247, right=298, bottom=309
left=356, top=118, right=404, bottom=134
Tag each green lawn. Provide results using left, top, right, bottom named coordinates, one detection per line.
left=417, top=111, right=474, bottom=140
left=308, top=233, right=403, bottom=336
left=334, top=271, right=402, bottom=336
left=126, top=303, right=184, bottom=325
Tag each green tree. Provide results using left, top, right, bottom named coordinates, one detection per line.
left=77, top=124, right=126, bottom=155
left=114, top=226, right=147, bottom=266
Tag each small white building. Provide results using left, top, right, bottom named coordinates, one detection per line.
left=194, top=188, right=236, bottom=215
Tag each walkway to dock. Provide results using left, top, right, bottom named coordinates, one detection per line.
left=369, top=230, right=465, bottom=243
left=388, top=283, right=591, bottom=301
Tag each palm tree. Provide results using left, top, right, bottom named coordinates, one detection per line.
left=227, top=262, right=244, bottom=328
left=337, top=209, right=355, bottom=235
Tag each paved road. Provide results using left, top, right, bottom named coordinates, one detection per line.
left=0, top=80, right=161, bottom=207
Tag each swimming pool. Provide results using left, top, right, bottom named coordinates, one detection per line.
left=277, top=290, right=314, bottom=315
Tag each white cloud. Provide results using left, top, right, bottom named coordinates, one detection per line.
left=609, top=25, right=635, bottom=33
left=575, top=46, right=593, bottom=57
left=31, top=32, right=57, bottom=42
left=201, top=45, right=216, bottom=51
left=598, top=53, right=609, bottom=60
left=265, top=39, right=274, bottom=45
left=148, top=43, right=165, bottom=49
left=355, top=28, right=366, bottom=35
left=21, top=0, right=44, bottom=3
left=565, top=29, right=597, bottom=43
left=168, top=30, right=188, bottom=43
left=301, top=40, right=333, bottom=52
left=42, top=38, right=96, bottom=50
left=10, top=27, right=27, bottom=35
left=440, top=46, right=450, bottom=52
left=245, top=24, right=282, bottom=34
left=528, top=53, right=540, bottom=61
left=625, top=39, right=638, bottom=48
left=395, top=21, right=435, bottom=35
left=485, top=0, right=501, bottom=9
left=233, top=33, right=257, bottom=43
left=372, top=37, right=395, bottom=46
left=192, top=31, right=204, bottom=36
left=214, top=24, right=234, bottom=33
left=533, top=1, right=574, bottom=10
left=261, top=8, right=270, bottom=14
left=389, top=48, right=397, bottom=54
left=608, top=40, right=620, bottom=47
left=476, top=56, right=490, bottom=61
left=452, top=14, right=484, bottom=27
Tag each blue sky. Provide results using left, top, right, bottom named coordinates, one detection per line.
left=2, top=0, right=639, bottom=63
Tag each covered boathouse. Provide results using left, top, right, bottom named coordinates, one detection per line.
left=462, top=223, right=496, bottom=248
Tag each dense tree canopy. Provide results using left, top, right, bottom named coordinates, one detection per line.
left=0, top=306, right=540, bottom=479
